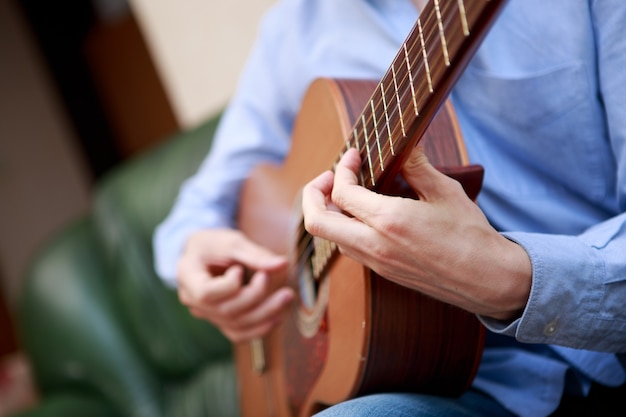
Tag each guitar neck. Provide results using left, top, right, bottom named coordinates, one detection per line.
left=339, top=0, right=506, bottom=190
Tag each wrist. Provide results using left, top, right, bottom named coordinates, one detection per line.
left=488, top=237, right=532, bottom=321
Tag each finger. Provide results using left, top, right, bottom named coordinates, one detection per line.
left=302, top=168, right=373, bottom=245
left=216, top=270, right=272, bottom=317
left=302, top=169, right=335, bottom=226
left=197, top=263, right=246, bottom=303
left=178, top=257, right=243, bottom=307
left=329, top=149, right=393, bottom=227
left=229, top=235, right=288, bottom=272
left=332, top=147, right=361, bottom=188
left=230, top=286, right=294, bottom=330
left=401, top=145, right=457, bottom=201
left=190, top=229, right=288, bottom=274
left=215, top=286, right=295, bottom=343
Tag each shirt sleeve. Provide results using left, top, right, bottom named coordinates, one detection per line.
left=152, top=2, right=301, bottom=286
left=479, top=0, right=626, bottom=353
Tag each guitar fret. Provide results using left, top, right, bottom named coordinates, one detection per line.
left=417, top=18, right=434, bottom=93
left=361, top=114, right=376, bottom=187
left=403, top=42, right=420, bottom=116
left=346, top=137, right=359, bottom=165
left=458, top=0, right=469, bottom=36
left=434, top=0, right=451, bottom=66
left=379, top=83, right=395, bottom=156
left=391, top=64, right=407, bottom=137
left=369, top=99, right=385, bottom=172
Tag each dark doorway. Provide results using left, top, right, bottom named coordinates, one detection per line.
left=15, top=0, right=121, bottom=180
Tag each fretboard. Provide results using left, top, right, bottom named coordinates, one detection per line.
left=341, top=0, right=506, bottom=189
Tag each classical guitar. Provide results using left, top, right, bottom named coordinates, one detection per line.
left=236, top=0, right=507, bottom=416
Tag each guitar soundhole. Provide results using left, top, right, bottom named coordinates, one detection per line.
left=298, top=255, right=317, bottom=310
left=294, top=236, right=330, bottom=338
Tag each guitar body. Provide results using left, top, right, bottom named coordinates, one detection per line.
left=236, top=78, right=485, bottom=417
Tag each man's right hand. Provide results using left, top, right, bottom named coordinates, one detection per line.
left=176, top=228, right=294, bottom=343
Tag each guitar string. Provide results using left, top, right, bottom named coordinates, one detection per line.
left=354, top=0, right=468, bottom=186
left=342, top=0, right=443, bottom=172
left=322, top=0, right=453, bottom=194
left=373, top=2, right=468, bottom=182
left=294, top=0, right=478, bottom=281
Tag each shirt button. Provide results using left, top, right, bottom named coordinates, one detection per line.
left=544, top=319, right=558, bottom=336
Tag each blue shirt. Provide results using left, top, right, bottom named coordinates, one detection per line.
left=154, top=1, right=626, bottom=415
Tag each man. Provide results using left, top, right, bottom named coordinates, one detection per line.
left=154, top=0, right=626, bottom=415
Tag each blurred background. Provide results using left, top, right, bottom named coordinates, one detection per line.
left=0, top=0, right=275, bottom=413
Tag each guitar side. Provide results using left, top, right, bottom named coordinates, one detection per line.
left=236, top=78, right=485, bottom=417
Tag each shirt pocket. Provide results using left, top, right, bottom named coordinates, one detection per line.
left=457, top=61, right=587, bottom=131
left=454, top=61, right=611, bottom=201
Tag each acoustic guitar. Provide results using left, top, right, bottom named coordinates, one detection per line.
left=236, top=0, right=507, bottom=416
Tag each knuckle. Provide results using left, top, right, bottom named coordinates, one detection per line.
left=448, top=178, right=466, bottom=196
left=370, top=241, right=392, bottom=262
left=371, top=208, right=403, bottom=236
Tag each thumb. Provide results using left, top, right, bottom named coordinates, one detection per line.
left=401, top=145, right=450, bottom=201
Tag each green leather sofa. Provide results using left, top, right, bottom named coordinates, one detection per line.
left=14, top=114, right=240, bottom=417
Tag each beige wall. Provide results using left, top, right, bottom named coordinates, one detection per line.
left=128, top=0, right=276, bottom=129
left=0, top=0, right=91, bottom=306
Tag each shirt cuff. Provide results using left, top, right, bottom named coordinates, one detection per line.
left=478, top=232, right=605, bottom=349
